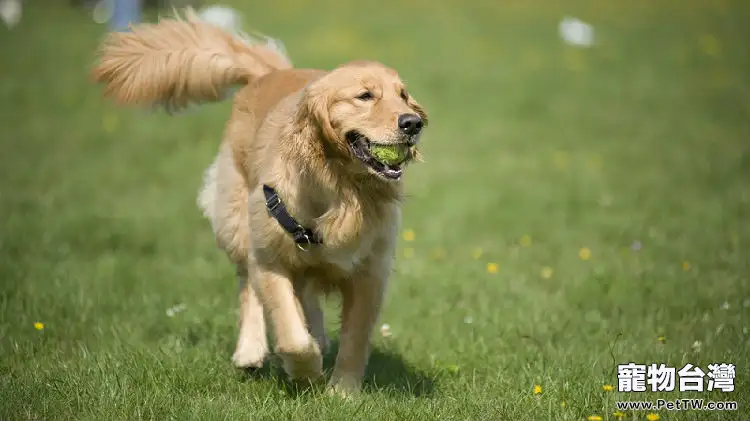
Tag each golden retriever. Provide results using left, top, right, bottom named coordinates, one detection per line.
left=91, top=8, right=428, bottom=395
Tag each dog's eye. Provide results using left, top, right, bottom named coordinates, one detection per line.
left=356, top=91, right=373, bottom=101
left=400, top=90, right=409, bottom=101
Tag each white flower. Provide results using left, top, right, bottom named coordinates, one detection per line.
left=0, top=0, right=22, bottom=28
left=691, top=340, right=702, bottom=352
left=380, top=323, right=392, bottom=337
left=166, top=303, right=187, bottom=317
left=558, top=16, right=595, bottom=48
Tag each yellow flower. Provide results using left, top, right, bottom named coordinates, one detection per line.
left=533, top=384, right=542, bottom=395
left=519, top=235, right=532, bottom=247
left=587, top=416, right=603, bottom=421
left=602, top=384, right=614, bottom=392
left=540, top=266, right=553, bottom=279
left=579, top=247, right=592, bottom=260
left=646, top=413, right=660, bottom=421
left=682, top=261, right=691, bottom=271
left=403, top=248, right=414, bottom=259
left=560, top=400, right=566, bottom=408
left=34, top=322, right=44, bottom=330
left=657, top=335, right=666, bottom=343
left=402, top=229, right=415, bottom=242
left=613, top=411, right=626, bottom=420
left=472, top=247, right=484, bottom=259
left=487, top=263, right=499, bottom=274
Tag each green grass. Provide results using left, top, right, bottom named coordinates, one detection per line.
left=1, top=0, right=749, bottom=420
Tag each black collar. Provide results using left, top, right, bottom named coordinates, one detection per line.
left=262, top=184, right=323, bottom=249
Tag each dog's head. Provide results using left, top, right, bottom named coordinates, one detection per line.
left=299, top=61, right=428, bottom=181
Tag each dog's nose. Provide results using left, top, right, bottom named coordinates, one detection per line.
left=398, top=113, right=423, bottom=136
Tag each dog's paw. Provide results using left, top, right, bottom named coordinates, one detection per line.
left=326, top=374, right=362, bottom=398
left=232, top=337, right=268, bottom=369
left=277, top=340, right=323, bottom=381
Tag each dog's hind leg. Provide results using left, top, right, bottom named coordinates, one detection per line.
left=198, top=143, right=267, bottom=368
left=300, top=284, right=330, bottom=356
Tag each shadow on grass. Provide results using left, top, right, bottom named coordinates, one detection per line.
left=237, top=339, right=436, bottom=398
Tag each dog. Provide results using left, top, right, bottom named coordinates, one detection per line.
left=91, top=8, right=428, bottom=395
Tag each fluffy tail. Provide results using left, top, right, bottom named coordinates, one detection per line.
left=91, top=7, right=292, bottom=113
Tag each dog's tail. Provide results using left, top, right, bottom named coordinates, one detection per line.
left=91, top=7, right=292, bottom=113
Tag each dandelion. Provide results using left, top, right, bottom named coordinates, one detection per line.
left=540, top=266, right=553, bottom=279
left=402, top=229, right=415, bottom=242
left=486, top=262, right=499, bottom=274
left=533, top=384, right=542, bottom=395
left=33, top=322, right=44, bottom=330
left=403, top=248, right=414, bottom=259
left=613, top=411, right=626, bottom=420
left=380, top=323, right=392, bottom=337
left=560, top=400, right=567, bottom=408
left=682, top=261, right=691, bottom=271
left=646, top=413, right=660, bottom=421
left=519, top=235, right=532, bottom=247
left=472, top=247, right=484, bottom=259
left=587, top=416, right=603, bottom=421
left=657, top=335, right=666, bottom=343
left=602, top=384, right=614, bottom=392
left=579, top=247, right=592, bottom=260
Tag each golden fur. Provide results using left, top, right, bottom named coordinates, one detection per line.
left=91, top=8, right=428, bottom=395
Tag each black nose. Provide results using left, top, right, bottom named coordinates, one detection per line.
left=398, top=113, right=423, bottom=136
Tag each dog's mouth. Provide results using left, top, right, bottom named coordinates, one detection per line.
left=346, top=131, right=407, bottom=180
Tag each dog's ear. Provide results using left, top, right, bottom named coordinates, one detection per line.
left=408, top=96, right=429, bottom=127
left=298, top=85, right=339, bottom=143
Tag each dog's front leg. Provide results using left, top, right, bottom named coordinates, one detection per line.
left=253, top=266, right=323, bottom=381
left=328, top=273, right=387, bottom=396
left=232, top=266, right=268, bottom=369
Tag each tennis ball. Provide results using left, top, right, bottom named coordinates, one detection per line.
left=369, top=144, right=408, bottom=166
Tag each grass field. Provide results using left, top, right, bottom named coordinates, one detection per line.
left=1, top=0, right=749, bottom=420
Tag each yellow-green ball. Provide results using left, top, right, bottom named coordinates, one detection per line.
left=370, top=144, right=408, bottom=166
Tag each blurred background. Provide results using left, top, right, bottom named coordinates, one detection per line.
left=1, top=0, right=748, bottom=420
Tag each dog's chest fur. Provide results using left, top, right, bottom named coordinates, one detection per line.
left=314, top=201, right=400, bottom=275
left=319, top=233, right=377, bottom=273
